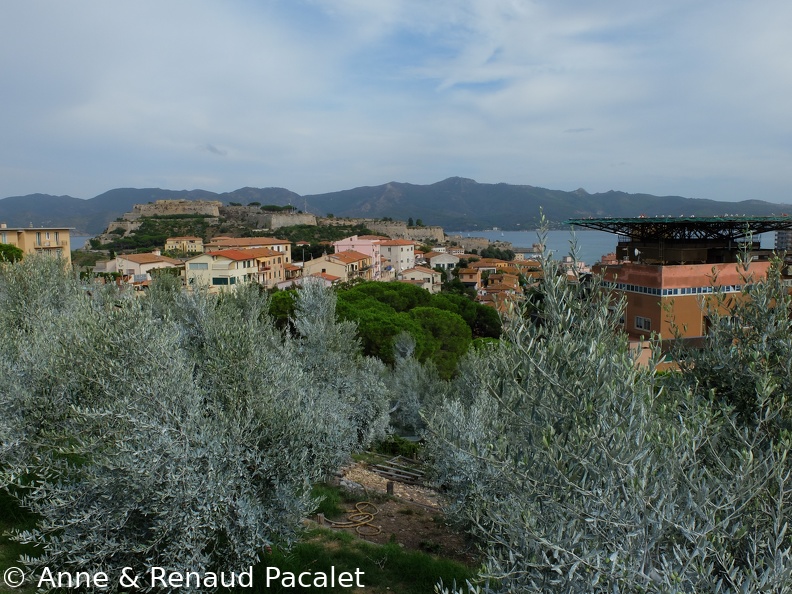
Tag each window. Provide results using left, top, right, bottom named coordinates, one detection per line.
left=212, top=277, right=229, bottom=285
left=36, top=232, right=41, bottom=246
left=189, top=262, right=209, bottom=270
left=635, top=316, right=651, bottom=331
left=46, top=232, right=51, bottom=240
left=1, top=232, right=6, bottom=243
left=55, top=232, right=60, bottom=243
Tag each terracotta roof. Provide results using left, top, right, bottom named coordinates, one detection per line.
left=484, top=282, right=516, bottom=293
left=402, top=266, right=437, bottom=275
left=311, top=273, right=341, bottom=282
left=378, top=239, right=415, bottom=246
left=118, top=253, right=182, bottom=265
left=166, top=236, right=202, bottom=241
left=284, top=263, right=301, bottom=271
left=358, top=235, right=390, bottom=240
left=330, top=250, right=369, bottom=264
left=204, top=248, right=279, bottom=261
left=253, top=248, right=282, bottom=259
left=398, top=279, right=426, bottom=286
left=490, top=273, right=519, bottom=282
left=459, top=268, right=480, bottom=274
left=469, top=261, right=500, bottom=270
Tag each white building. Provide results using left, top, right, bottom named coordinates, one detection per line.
left=398, top=266, right=442, bottom=293
left=185, top=248, right=265, bottom=292
left=116, top=252, right=183, bottom=283
left=424, top=251, right=460, bottom=274
left=379, top=239, right=415, bottom=275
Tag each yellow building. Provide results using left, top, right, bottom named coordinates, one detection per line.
left=164, top=236, right=204, bottom=254
left=0, top=223, right=72, bottom=265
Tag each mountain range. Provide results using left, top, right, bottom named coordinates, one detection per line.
left=1, top=178, right=790, bottom=235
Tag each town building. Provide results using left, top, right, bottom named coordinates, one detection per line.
left=204, top=237, right=291, bottom=263
left=333, top=235, right=383, bottom=279
left=301, top=250, right=373, bottom=282
left=185, top=247, right=284, bottom=292
left=116, top=252, right=183, bottom=284
left=277, top=273, right=340, bottom=290
left=570, top=216, right=792, bottom=342
left=378, top=239, right=415, bottom=275
left=398, top=266, right=442, bottom=293
left=513, top=245, right=544, bottom=261
left=164, top=236, right=204, bottom=254
left=0, top=223, right=72, bottom=264
left=423, top=251, right=460, bottom=274
left=776, top=229, right=792, bottom=253
left=458, top=268, right=482, bottom=290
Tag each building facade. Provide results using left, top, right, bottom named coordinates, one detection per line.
left=572, top=216, right=792, bottom=342
left=333, top=235, right=383, bottom=279
left=378, top=239, right=415, bottom=274
left=0, top=224, right=72, bottom=264
left=204, top=237, right=291, bottom=263
left=165, top=236, right=204, bottom=253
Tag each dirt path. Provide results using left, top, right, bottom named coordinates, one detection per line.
left=323, top=462, right=479, bottom=565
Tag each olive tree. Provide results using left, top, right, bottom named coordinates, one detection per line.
left=0, top=259, right=387, bottom=591
left=427, top=252, right=792, bottom=593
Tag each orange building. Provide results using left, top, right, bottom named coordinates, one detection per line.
left=595, top=259, right=771, bottom=340
left=570, top=216, right=792, bottom=342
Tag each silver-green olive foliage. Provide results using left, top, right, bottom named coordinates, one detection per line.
left=428, top=253, right=792, bottom=594
left=0, top=259, right=388, bottom=591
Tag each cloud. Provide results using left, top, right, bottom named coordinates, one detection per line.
left=0, top=0, right=791, bottom=203
left=201, top=144, right=228, bottom=157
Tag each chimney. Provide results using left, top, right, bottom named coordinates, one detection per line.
left=0, top=223, right=6, bottom=229
left=152, top=248, right=161, bottom=256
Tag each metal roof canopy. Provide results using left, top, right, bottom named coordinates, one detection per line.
left=565, top=216, right=792, bottom=241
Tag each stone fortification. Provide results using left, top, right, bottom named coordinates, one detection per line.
left=220, top=206, right=317, bottom=230
left=313, top=218, right=446, bottom=242
left=365, top=221, right=446, bottom=243
left=447, top=235, right=491, bottom=252
left=104, top=220, right=141, bottom=236
left=315, top=218, right=445, bottom=242
left=265, top=212, right=317, bottom=229
left=124, top=200, right=222, bottom=221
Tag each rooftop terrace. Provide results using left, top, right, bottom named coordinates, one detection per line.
left=566, top=216, right=792, bottom=242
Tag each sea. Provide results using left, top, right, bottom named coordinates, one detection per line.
left=71, top=235, right=92, bottom=250
left=447, top=229, right=775, bottom=266
left=70, top=229, right=775, bottom=267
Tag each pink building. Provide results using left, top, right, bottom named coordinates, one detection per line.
left=332, top=235, right=383, bottom=280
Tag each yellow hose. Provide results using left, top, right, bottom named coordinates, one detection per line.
left=324, top=501, right=382, bottom=535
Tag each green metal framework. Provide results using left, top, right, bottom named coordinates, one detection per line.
left=565, top=216, right=792, bottom=241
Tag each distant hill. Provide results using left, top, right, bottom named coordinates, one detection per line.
left=1, top=178, right=790, bottom=234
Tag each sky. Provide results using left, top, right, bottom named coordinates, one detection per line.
left=2, top=0, right=791, bottom=202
